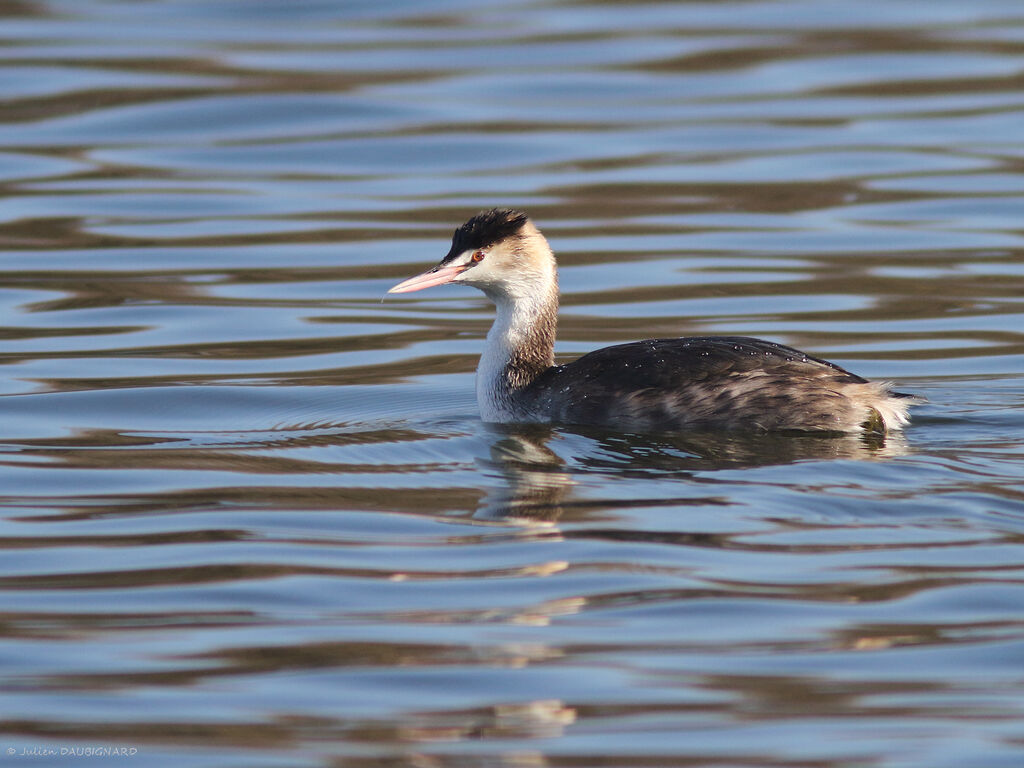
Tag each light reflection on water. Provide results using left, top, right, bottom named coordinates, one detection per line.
left=0, top=1, right=1023, bottom=766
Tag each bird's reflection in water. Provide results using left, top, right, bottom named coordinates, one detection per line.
left=478, top=424, right=575, bottom=526
left=476, top=423, right=911, bottom=525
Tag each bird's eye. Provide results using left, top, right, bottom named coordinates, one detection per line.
left=471, top=251, right=485, bottom=263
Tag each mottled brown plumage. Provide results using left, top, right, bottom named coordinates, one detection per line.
left=526, top=336, right=914, bottom=432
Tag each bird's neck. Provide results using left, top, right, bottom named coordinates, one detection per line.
left=476, top=283, right=558, bottom=421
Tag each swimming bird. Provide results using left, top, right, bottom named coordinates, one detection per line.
left=389, top=209, right=920, bottom=433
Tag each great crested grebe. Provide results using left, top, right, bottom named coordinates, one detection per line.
left=389, top=208, right=920, bottom=433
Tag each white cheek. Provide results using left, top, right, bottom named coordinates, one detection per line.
left=472, top=261, right=496, bottom=278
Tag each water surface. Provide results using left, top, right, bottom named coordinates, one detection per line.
left=1, top=1, right=1023, bottom=767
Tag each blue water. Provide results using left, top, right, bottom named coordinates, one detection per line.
left=1, top=1, right=1023, bottom=766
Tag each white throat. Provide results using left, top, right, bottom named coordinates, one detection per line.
left=476, top=286, right=557, bottom=422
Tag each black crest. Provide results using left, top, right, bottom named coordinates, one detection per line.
left=444, top=208, right=530, bottom=261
